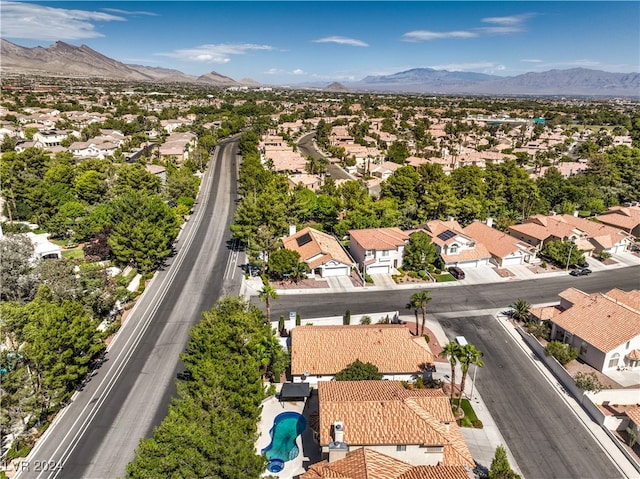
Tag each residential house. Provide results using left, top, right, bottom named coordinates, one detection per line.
left=144, top=164, right=167, bottom=184
left=368, top=161, right=401, bottom=180
left=301, top=447, right=471, bottom=479
left=349, top=227, right=410, bottom=275
left=282, top=226, right=354, bottom=278
left=420, top=220, right=491, bottom=268
left=287, top=174, right=323, bottom=191
left=549, top=288, right=640, bottom=371
left=595, top=205, right=640, bottom=237
left=509, top=214, right=632, bottom=256
left=25, top=232, right=61, bottom=260
left=315, top=381, right=474, bottom=467
left=158, top=132, right=197, bottom=162
left=462, top=221, right=534, bottom=267
left=290, top=325, right=436, bottom=383
left=625, top=406, right=640, bottom=446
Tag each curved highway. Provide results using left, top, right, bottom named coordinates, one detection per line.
left=16, top=139, right=243, bottom=479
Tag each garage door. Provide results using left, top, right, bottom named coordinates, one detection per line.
left=322, top=266, right=350, bottom=277
left=501, top=256, right=524, bottom=267
left=367, top=265, right=390, bottom=274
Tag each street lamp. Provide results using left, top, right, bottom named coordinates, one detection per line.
left=565, top=240, right=576, bottom=270
left=468, top=353, right=484, bottom=401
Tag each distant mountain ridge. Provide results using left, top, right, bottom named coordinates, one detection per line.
left=0, top=39, right=249, bottom=87
left=2, top=39, right=638, bottom=97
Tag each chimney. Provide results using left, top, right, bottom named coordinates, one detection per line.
left=289, top=224, right=297, bottom=236
left=573, top=210, right=579, bottom=217
left=333, top=421, right=344, bottom=443
left=486, top=217, right=494, bottom=228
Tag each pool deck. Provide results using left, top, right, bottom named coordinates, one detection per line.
left=257, top=390, right=322, bottom=478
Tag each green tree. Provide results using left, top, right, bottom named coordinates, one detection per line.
left=258, top=283, right=279, bottom=322
left=387, top=141, right=410, bottom=164
left=267, top=248, right=301, bottom=280
left=410, top=291, right=432, bottom=336
left=574, top=371, right=607, bottom=394
left=0, top=233, right=37, bottom=302
left=335, top=359, right=383, bottom=381
left=540, top=240, right=585, bottom=269
left=406, top=297, right=420, bottom=335
left=112, top=164, right=161, bottom=197
left=439, top=341, right=462, bottom=402
left=456, top=344, right=484, bottom=411
left=489, top=445, right=521, bottom=479
left=74, top=170, right=107, bottom=205
left=403, top=231, right=438, bottom=272
left=510, top=299, right=531, bottom=322
left=545, top=341, right=578, bottom=366
left=108, top=191, right=179, bottom=272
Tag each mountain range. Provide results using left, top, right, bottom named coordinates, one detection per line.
left=2, top=39, right=639, bottom=97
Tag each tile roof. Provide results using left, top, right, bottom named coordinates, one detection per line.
left=508, top=214, right=578, bottom=243
left=317, top=381, right=474, bottom=467
left=552, top=289, right=640, bottom=352
left=463, top=221, right=532, bottom=259
left=301, top=448, right=471, bottom=479
left=349, top=228, right=410, bottom=251
left=283, top=227, right=354, bottom=269
left=596, top=206, right=640, bottom=231
left=626, top=406, right=640, bottom=426
left=558, top=287, right=590, bottom=306
left=290, top=325, right=435, bottom=376
left=557, top=215, right=632, bottom=247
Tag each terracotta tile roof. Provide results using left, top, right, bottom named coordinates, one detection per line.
left=462, top=221, right=530, bottom=259
left=508, top=215, right=578, bottom=243
left=349, top=228, right=410, bottom=251
left=301, top=448, right=471, bottom=479
left=317, top=381, right=474, bottom=467
left=558, top=214, right=632, bottom=247
left=558, top=287, right=590, bottom=306
left=529, top=305, right=563, bottom=321
left=283, top=227, right=354, bottom=269
left=440, top=243, right=491, bottom=264
left=290, top=325, right=435, bottom=376
left=596, top=206, right=640, bottom=231
left=605, top=288, right=640, bottom=311
left=626, top=349, right=640, bottom=361
left=552, top=289, right=640, bottom=352
left=626, top=406, right=640, bottom=426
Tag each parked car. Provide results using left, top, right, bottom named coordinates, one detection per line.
left=177, top=370, right=193, bottom=381
left=448, top=266, right=465, bottom=280
left=570, top=268, right=592, bottom=276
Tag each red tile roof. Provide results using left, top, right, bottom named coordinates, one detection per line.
left=290, top=325, right=436, bottom=376
left=301, top=448, right=471, bottom=479
left=317, top=381, right=474, bottom=467
left=283, top=227, right=354, bottom=269
left=349, top=228, right=410, bottom=251
left=552, top=289, right=640, bottom=352
left=463, top=221, right=532, bottom=259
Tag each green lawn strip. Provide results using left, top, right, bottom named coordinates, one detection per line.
left=61, top=248, right=84, bottom=259
left=450, top=398, right=480, bottom=428
left=435, top=273, right=456, bottom=282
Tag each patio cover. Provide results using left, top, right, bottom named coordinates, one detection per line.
left=280, top=382, right=311, bottom=402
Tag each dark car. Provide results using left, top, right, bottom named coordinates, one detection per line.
left=570, top=268, right=592, bottom=276
left=177, top=370, right=193, bottom=381
left=448, top=266, right=465, bottom=280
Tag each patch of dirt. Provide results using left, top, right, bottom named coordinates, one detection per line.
left=564, top=359, right=623, bottom=389
left=270, top=278, right=329, bottom=289
left=528, top=264, right=562, bottom=274
left=393, top=273, right=432, bottom=284
left=602, top=257, right=618, bottom=265
left=495, top=268, right=515, bottom=278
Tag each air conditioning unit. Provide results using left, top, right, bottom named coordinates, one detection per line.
left=333, top=421, right=344, bottom=443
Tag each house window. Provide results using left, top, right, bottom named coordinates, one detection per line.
left=449, top=244, right=458, bottom=254
left=381, top=250, right=389, bottom=257
left=580, top=342, right=587, bottom=356
left=608, top=353, right=620, bottom=369
left=396, top=445, right=406, bottom=452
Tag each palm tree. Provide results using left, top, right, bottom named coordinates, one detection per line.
left=511, top=298, right=531, bottom=323
left=258, top=283, right=279, bottom=322
left=406, top=296, right=421, bottom=336
left=457, top=344, right=485, bottom=411
left=439, top=341, right=462, bottom=403
left=410, top=291, right=432, bottom=336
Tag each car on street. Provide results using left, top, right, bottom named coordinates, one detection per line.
left=570, top=267, right=592, bottom=276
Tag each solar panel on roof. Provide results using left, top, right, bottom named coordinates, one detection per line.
left=437, top=230, right=456, bottom=241
left=296, top=233, right=312, bottom=247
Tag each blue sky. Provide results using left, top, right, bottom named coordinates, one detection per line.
left=1, top=1, right=638, bottom=85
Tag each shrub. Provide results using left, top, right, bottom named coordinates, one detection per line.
left=344, top=309, right=351, bottom=325
left=359, top=315, right=372, bottom=325
left=541, top=261, right=547, bottom=269
left=295, top=313, right=301, bottom=326
left=472, top=419, right=484, bottom=429
left=545, top=341, right=578, bottom=365
left=266, top=384, right=277, bottom=397
left=364, top=273, right=373, bottom=284
left=278, top=315, right=285, bottom=333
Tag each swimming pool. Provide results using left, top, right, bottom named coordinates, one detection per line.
left=261, top=411, right=307, bottom=473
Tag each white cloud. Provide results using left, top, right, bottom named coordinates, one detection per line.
left=313, top=36, right=369, bottom=47
left=402, top=30, right=477, bottom=42
left=0, top=1, right=125, bottom=40
left=157, top=43, right=274, bottom=63
left=521, top=59, right=543, bottom=63
left=482, top=14, right=535, bottom=26
left=292, top=69, right=305, bottom=75
left=428, top=61, right=502, bottom=72
left=264, top=68, right=307, bottom=76
left=102, top=8, right=158, bottom=17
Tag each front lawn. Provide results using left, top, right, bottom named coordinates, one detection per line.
left=435, top=272, right=456, bottom=282
left=61, top=248, right=85, bottom=259
left=450, top=398, right=482, bottom=428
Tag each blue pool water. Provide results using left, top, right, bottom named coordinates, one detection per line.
left=261, top=411, right=307, bottom=473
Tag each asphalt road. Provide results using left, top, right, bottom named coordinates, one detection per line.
left=260, top=267, right=639, bottom=479
left=16, top=139, right=243, bottom=479
left=297, top=132, right=353, bottom=180
left=439, top=314, right=623, bottom=479
left=265, top=266, right=640, bottom=320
